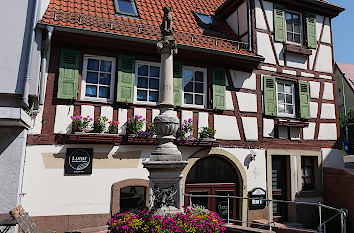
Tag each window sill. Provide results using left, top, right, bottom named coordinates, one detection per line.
left=274, top=118, right=309, bottom=128
left=66, top=134, right=219, bottom=146
left=283, top=43, right=312, bottom=56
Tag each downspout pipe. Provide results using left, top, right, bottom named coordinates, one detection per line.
left=247, top=0, right=253, bottom=52
left=39, top=26, right=54, bottom=108
left=22, top=0, right=40, bottom=108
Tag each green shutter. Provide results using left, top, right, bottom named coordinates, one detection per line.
left=116, top=55, right=135, bottom=103
left=274, top=4, right=285, bottom=42
left=212, top=67, right=226, bottom=110
left=299, top=81, right=310, bottom=119
left=264, top=76, right=277, bottom=116
left=173, top=61, right=182, bottom=106
left=57, top=49, right=80, bottom=99
left=306, top=12, right=317, bottom=49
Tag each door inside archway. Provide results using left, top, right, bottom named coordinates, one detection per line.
left=185, top=156, right=240, bottom=221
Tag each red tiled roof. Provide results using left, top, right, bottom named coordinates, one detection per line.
left=40, top=0, right=257, bottom=57
left=337, top=63, right=354, bottom=91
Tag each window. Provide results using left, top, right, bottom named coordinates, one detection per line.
left=338, top=88, right=342, bottom=97
left=301, top=157, right=315, bottom=190
left=193, top=12, right=218, bottom=30
left=81, top=55, right=116, bottom=102
left=120, top=186, right=147, bottom=211
left=182, top=67, right=207, bottom=107
left=276, top=81, right=295, bottom=117
left=114, top=0, right=138, bottom=16
left=286, top=11, right=302, bottom=44
left=135, top=61, right=160, bottom=104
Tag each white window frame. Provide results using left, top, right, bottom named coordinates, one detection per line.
left=134, top=60, right=161, bottom=106
left=181, top=66, right=207, bottom=108
left=285, top=10, right=303, bottom=45
left=81, top=55, right=116, bottom=103
left=276, top=80, right=296, bottom=118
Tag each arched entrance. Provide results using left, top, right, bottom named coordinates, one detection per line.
left=185, top=156, right=240, bottom=221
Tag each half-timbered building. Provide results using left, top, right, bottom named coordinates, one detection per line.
left=23, top=0, right=344, bottom=231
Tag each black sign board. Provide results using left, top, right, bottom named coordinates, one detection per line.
left=249, top=187, right=266, bottom=209
left=65, top=148, right=93, bottom=175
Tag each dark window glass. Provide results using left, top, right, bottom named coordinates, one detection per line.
left=87, top=72, right=98, bottom=84
left=87, top=59, right=99, bottom=71
left=100, top=60, right=112, bottom=72
left=136, top=64, right=160, bottom=102
left=99, top=73, right=111, bottom=85
left=286, top=11, right=302, bottom=44
left=120, top=186, right=146, bottom=211
left=137, top=90, right=147, bottom=101
left=85, top=85, right=97, bottom=97
left=99, top=87, right=110, bottom=98
left=138, top=77, right=148, bottom=88
left=301, top=157, right=315, bottom=190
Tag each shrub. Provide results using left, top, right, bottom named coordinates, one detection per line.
left=199, top=127, right=216, bottom=139
left=92, top=116, right=108, bottom=133
left=126, top=115, right=146, bottom=135
left=108, top=121, right=120, bottom=134
left=176, top=118, right=193, bottom=142
left=107, top=206, right=226, bottom=233
left=71, top=115, right=92, bottom=133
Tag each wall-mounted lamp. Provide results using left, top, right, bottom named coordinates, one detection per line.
left=249, top=149, right=257, bottom=161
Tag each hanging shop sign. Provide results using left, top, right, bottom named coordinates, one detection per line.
left=65, top=148, right=93, bottom=175
left=249, top=188, right=266, bottom=208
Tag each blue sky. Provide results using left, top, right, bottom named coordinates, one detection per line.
left=331, top=0, right=354, bottom=64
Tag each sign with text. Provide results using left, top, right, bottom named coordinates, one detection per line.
left=249, top=188, right=266, bottom=208
left=65, top=148, right=93, bottom=175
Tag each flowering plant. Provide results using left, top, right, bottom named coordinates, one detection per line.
left=91, top=116, right=108, bottom=133
left=137, top=123, right=155, bottom=137
left=126, top=115, right=145, bottom=135
left=108, top=121, right=120, bottom=134
left=70, top=115, right=92, bottom=133
left=107, top=206, right=226, bottom=233
left=199, top=127, right=216, bottom=139
left=176, top=118, right=193, bottom=142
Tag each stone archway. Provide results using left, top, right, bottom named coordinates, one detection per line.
left=181, top=147, right=248, bottom=226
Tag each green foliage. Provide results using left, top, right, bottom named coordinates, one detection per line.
left=71, top=115, right=92, bottom=133
left=126, top=115, right=145, bottom=135
left=108, top=121, right=120, bottom=134
left=199, top=127, right=216, bottom=139
left=176, top=118, right=193, bottom=141
left=92, top=116, right=108, bottom=133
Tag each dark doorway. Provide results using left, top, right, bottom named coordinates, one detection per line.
left=185, top=156, right=239, bottom=222
left=272, top=156, right=289, bottom=222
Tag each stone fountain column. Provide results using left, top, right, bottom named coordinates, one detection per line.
left=143, top=6, right=188, bottom=211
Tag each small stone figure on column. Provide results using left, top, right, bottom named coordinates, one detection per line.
left=143, top=6, right=187, bottom=212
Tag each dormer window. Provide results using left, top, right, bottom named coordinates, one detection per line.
left=114, top=0, right=138, bottom=16
left=193, top=12, right=218, bottom=30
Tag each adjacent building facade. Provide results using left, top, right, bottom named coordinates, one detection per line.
left=21, top=0, right=345, bottom=231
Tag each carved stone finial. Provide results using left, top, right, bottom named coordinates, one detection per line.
left=160, top=6, right=174, bottom=37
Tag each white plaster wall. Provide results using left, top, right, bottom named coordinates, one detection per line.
left=238, top=2, right=248, bottom=35
left=236, top=92, right=257, bottom=112
left=261, top=66, right=277, bottom=72
left=263, top=118, right=274, bottom=138
left=256, top=32, right=276, bottom=65
left=54, top=105, right=74, bottom=134
left=274, top=42, right=284, bottom=66
left=29, top=107, right=44, bottom=134
left=283, top=69, right=296, bottom=76
left=214, top=115, right=240, bottom=140
left=286, top=53, right=307, bottom=70
left=303, top=122, right=316, bottom=140
left=310, top=102, right=318, bottom=118
left=241, top=117, right=258, bottom=141
left=321, top=17, right=331, bottom=44
left=301, top=72, right=315, bottom=78
left=314, top=45, right=333, bottom=73
left=222, top=148, right=267, bottom=191
left=263, top=0, right=274, bottom=32
left=225, top=91, right=234, bottom=110
left=321, top=148, right=344, bottom=168
left=81, top=105, right=95, bottom=119
left=309, top=81, right=320, bottom=99
left=318, top=123, right=337, bottom=140
left=230, top=70, right=256, bottom=90
left=198, top=112, right=209, bottom=133
left=319, top=75, right=332, bottom=80
left=316, top=15, right=324, bottom=42
left=320, top=103, right=336, bottom=119
left=118, top=108, right=128, bottom=134
left=322, top=82, right=334, bottom=100
left=100, top=106, right=113, bottom=123
left=134, top=108, right=147, bottom=130
left=226, top=10, right=239, bottom=35
left=255, top=0, right=267, bottom=30
left=152, top=109, right=160, bottom=121
left=181, top=110, right=193, bottom=123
